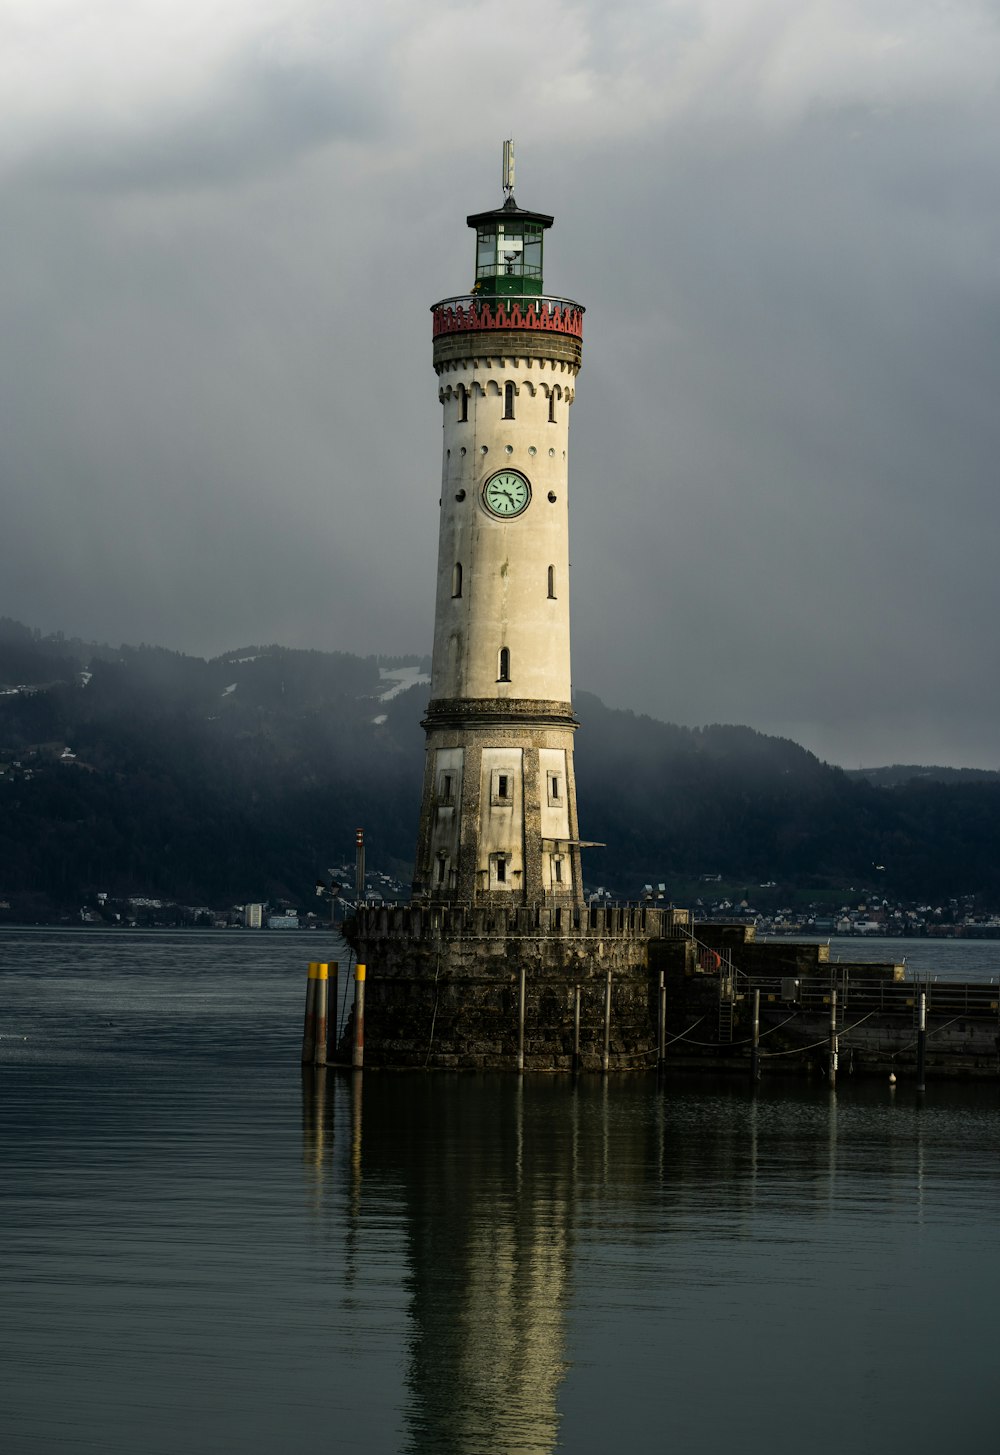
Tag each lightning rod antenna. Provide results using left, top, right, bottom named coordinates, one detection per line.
left=502, top=139, right=515, bottom=199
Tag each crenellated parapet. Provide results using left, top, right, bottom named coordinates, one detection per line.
left=432, top=294, right=584, bottom=339
left=432, top=294, right=584, bottom=370
left=350, top=902, right=690, bottom=945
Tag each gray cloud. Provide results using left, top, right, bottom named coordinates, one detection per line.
left=2, top=2, right=999, bottom=767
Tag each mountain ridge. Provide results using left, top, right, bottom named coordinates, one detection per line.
left=2, top=616, right=999, bottom=916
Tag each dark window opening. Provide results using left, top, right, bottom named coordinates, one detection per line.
left=547, top=565, right=556, bottom=599
left=554, top=858, right=563, bottom=884
left=554, top=908, right=563, bottom=928
left=496, top=857, right=507, bottom=884
left=458, top=384, right=468, bottom=422
left=498, top=647, right=511, bottom=682
left=436, top=855, right=447, bottom=884
left=548, top=391, right=557, bottom=423
left=452, top=562, right=463, bottom=598
left=503, top=382, right=515, bottom=420
left=441, top=773, right=453, bottom=801
left=549, top=774, right=560, bottom=801
left=497, top=774, right=509, bottom=800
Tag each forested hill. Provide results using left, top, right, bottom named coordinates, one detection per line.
left=2, top=616, right=1000, bottom=917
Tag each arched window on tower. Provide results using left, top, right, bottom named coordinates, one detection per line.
left=547, top=565, right=556, bottom=599
left=498, top=647, right=511, bottom=682
left=458, top=384, right=468, bottom=423
left=503, top=382, right=515, bottom=420
left=452, top=562, right=463, bottom=598
left=548, top=389, right=557, bottom=423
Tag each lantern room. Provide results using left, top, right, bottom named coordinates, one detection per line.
left=467, top=197, right=554, bottom=298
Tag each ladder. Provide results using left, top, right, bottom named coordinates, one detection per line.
left=718, top=955, right=737, bottom=1043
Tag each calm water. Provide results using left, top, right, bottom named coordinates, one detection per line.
left=3, top=930, right=1000, bottom=1454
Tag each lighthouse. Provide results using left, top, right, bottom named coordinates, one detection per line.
left=412, top=143, right=587, bottom=908
left=345, top=150, right=681, bottom=1072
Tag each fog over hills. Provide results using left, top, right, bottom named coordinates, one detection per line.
left=2, top=617, right=1000, bottom=918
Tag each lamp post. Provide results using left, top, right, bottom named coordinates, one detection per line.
left=314, top=873, right=343, bottom=929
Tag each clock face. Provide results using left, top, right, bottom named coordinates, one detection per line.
left=483, top=470, right=531, bottom=518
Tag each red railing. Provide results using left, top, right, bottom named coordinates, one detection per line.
left=431, top=294, right=585, bottom=341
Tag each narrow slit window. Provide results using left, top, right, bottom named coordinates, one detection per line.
left=498, top=646, right=510, bottom=682
left=496, top=856, right=507, bottom=884
left=503, top=381, right=515, bottom=420
left=553, top=857, right=563, bottom=884
left=436, top=854, right=447, bottom=884
left=549, top=774, right=560, bottom=802
left=547, top=565, right=556, bottom=599
left=452, top=562, right=463, bottom=598
left=458, top=384, right=468, bottom=422
left=548, top=390, right=557, bottom=423
left=497, top=774, right=509, bottom=800
left=440, top=773, right=453, bottom=801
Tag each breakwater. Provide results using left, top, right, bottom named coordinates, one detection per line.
left=653, top=925, right=1000, bottom=1081
left=342, top=909, right=1000, bottom=1080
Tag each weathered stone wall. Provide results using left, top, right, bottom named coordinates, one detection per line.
left=342, top=904, right=688, bottom=1071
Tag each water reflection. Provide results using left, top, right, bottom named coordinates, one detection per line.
left=299, top=1069, right=1000, bottom=1454
left=371, top=1077, right=578, bottom=1454
left=318, top=1076, right=679, bottom=1454
left=6, top=934, right=1000, bottom=1455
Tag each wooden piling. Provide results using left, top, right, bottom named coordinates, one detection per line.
left=517, top=966, right=526, bottom=1072
left=352, top=963, right=366, bottom=1070
left=916, top=989, right=927, bottom=1092
left=329, top=961, right=339, bottom=1061
left=572, top=984, right=581, bottom=1073
left=301, top=962, right=319, bottom=1062
left=750, top=987, right=760, bottom=1084
left=313, top=962, right=329, bottom=1067
left=657, top=971, right=666, bottom=1073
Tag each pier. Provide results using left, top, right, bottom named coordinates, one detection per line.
left=308, top=906, right=1000, bottom=1081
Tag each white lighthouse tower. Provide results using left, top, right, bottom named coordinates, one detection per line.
left=412, top=145, right=586, bottom=908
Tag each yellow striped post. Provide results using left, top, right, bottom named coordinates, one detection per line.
left=352, top=964, right=366, bottom=1069
left=313, top=962, right=329, bottom=1067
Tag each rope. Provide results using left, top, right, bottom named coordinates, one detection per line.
left=891, top=1012, right=971, bottom=1057
left=423, top=951, right=443, bottom=1068
left=761, top=1010, right=878, bottom=1058
left=665, top=1012, right=801, bottom=1051
left=337, top=939, right=355, bottom=1047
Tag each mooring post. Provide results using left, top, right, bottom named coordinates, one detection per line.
left=917, top=988, right=927, bottom=1092
left=657, top=971, right=666, bottom=1073
left=352, top=963, right=366, bottom=1070
left=329, top=961, right=339, bottom=1060
left=313, top=962, right=329, bottom=1067
left=750, top=987, right=760, bottom=1084
left=517, top=966, right=526, bottom=1072
left=602, top=968, right=612, bottom=1073
left=301, top=962, right=319, bottom=1063
left=572, top=983, right=581, bottom=1073
left=828, top=988, right=838, bottom=1089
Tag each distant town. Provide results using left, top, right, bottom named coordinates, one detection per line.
left=28, top=868, right=999, bottom=939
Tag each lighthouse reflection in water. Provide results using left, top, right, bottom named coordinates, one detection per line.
left=300, top=1066, right=1000, bottom=1455
left=4, top=930, right=1000, bottom=1455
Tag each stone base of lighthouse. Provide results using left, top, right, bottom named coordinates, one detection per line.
left=342, top=903, right=691, bottom=1071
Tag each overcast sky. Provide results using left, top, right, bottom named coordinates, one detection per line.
left=2, top=1, right=998, bottom=768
